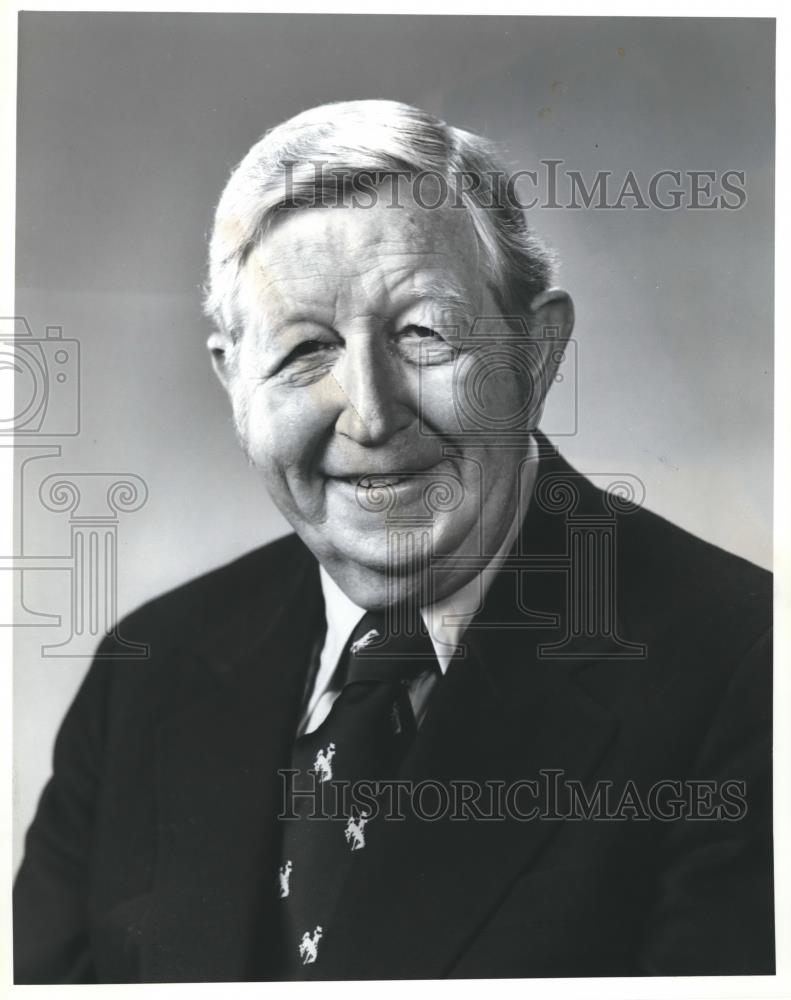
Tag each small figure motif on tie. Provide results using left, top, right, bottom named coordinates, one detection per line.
left=299, top=925, right=323, bottom=965
left=278, top=860, right=292, bottom=898
left=344, top=809, right=370, bottom=851
left=350, top=628, right=380, bottom=654
left=313, top=742, right=336, bottom=782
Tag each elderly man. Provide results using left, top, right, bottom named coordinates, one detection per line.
left=14, top=101, right=773, bottom=983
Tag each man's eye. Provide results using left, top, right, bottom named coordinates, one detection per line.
left=398, top=324, right=458, bottom=364
left=400, top=324, right=443, bottom=340
left=282, top=340, right=332, bottom=366
left=291, top=340, right=323, bottom=358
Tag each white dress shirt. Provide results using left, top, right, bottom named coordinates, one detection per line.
left=298, top=438, right=539, bottom=736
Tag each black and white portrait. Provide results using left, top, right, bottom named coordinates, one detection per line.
left=7, top=10, right=781, bottom=990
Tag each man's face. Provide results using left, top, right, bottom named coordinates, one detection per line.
left=215, top=191, right=553, bottom=607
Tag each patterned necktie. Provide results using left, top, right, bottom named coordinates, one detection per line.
left=277, top=609, right=439, bottom=977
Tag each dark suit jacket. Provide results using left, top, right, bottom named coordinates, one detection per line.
left=14, top=447, right=774, bottom=982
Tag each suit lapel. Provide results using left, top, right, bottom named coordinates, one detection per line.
left=143, top=544, right=323, bottom=982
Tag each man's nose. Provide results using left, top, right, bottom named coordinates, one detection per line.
left=333, top=334, right=413, bottom=446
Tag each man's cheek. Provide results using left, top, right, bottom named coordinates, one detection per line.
left=417, top=369, right=460, bottom=434
left=246, top=396, right=316, bottom=468
left=241, top=402, right=284, bottom=471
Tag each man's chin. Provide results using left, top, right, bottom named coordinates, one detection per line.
left=323, top=539, right=424, bottom=581
left=307, top=525, right=475, bottom=610
left=319, top=559, right=431, bottom=611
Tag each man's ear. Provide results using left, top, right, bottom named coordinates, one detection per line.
left=206, top=330, right=236, bottom=392
left=525, top=287, right=575, bottom=398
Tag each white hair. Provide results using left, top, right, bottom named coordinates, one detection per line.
left=203, top=99, right=555, bottom=334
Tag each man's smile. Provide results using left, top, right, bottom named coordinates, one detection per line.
left=324, top=459, right=456, bottom=502
left=323, top=457, right=450, bottom=486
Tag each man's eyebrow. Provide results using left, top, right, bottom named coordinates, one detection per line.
left=223, top=295, right=335, bottom=342
left=267, top=314, right=341, bottom=340
left=403, top=278, right=478, bottom=318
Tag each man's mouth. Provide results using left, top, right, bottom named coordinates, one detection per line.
left=331, top=474, right=409, bottom=487
left=327, top=460, right=451, bottom=488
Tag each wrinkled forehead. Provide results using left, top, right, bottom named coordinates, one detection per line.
left=232, top=195, right=487, bottom=331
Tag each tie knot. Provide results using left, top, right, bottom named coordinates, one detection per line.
left=344, top=610, right=438, bottom=686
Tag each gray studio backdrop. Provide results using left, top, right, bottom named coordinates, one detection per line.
left=12, top=14, right=774, bottom=869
